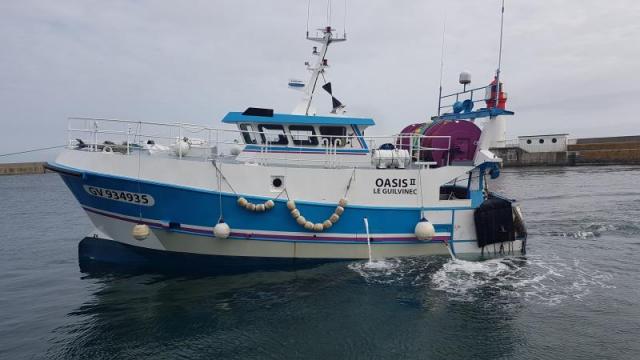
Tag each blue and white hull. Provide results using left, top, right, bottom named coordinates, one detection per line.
left=50, top=149, right=522, bottom=271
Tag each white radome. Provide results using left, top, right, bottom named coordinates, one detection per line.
left=459, top=71, right=472, bottom=85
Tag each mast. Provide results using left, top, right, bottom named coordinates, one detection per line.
left=292, top=26, right=346, bottom=115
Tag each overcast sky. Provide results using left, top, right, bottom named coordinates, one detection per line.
left=2, top=0, right=640, bottom=161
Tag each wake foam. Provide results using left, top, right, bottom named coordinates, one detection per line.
left=431, top=256, right=613, bottom=305
left=349, top=255, right=613, bottom=306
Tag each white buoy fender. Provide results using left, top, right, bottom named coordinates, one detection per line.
left=335, top=206, right=344, bottom=216
left=256, top=204, right=266, bottom=212
left=304, top=221, right=314, bottom=230
left=322, top=220, right=333, bottom=229
left=338, top=198, right=348, bottom=207
left=287, top=200, right=296, bottom=211
left=414, top=218, right=436, bottom=240
left=237, top=197, right=248, bottom=207
left=264, top=200, right=275, bottom=209
left=174, top=139, right=191, bottom=156
left=290, top=209, right=301, bottom=218
left=246, top=203, right=256, bottom=211
left=313, top=223, right=324, bottom=232
left=329, top=213, right=340, bottom=223
left=296, top=216, right=307, bottom=225
left=230, top=143, right=242, bottom=156
left=214, top=221, right=231, bottom=239
left=132, top=224, right=150, bottom=240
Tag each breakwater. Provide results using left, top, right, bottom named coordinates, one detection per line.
left=0, top=162, right=48, bottom=175
left=492, top=135, right=640, bottom=167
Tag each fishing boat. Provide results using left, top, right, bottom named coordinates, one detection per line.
left=47, top=16, right=527, bottom=273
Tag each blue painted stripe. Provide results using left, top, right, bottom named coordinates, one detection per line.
left=50, top=162, right=475, bottom=238
left=49, top=162, right=476, bottom=211
left=84, top=206, right=480, bottom=246
left=351, top=125, right=368, bottom=150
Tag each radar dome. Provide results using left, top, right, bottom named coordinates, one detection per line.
left=459, top=71, right=472, bottom=85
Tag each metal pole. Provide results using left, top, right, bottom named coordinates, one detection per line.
left=495, top=0, right=505, bottom=108
left=437, top=12, right=447, bottom=117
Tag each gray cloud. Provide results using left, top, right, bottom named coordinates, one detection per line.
left=1, top=0, right=639, bottom=161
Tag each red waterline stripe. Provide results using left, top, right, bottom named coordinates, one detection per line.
left=83, top=207, right=450, bottom=243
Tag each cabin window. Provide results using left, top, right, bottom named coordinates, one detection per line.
left=289, top=125, right=318, bottom=146
left=239, top=124, right=258, bottom=144
left=258, top=124, right=289, bottom=145
left=319, top=126, right=347, bottom=147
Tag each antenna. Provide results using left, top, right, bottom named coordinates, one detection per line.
left=306, top=0, right=311, bottom=36
left=495, top=0, right=505, bottom=108
left=437, top=9, right=447, bottom=117
left=343, top=0, right=347, bottom=38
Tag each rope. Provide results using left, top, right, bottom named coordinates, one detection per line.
left=0, top=145, right=67, bottom=157
left=418, top=166, right=425, bottom=219
left=136, top=122, right=143, bottom=221
left=217, top=162, right=224, bottom=221
left=212, top=161, right=238, bottom=194
left=273, top=187, right=288, bottom=200
left=343, top=167, right=356, bottom=197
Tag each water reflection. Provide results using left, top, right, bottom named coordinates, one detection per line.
left=47, top=258, right=530, bottom=359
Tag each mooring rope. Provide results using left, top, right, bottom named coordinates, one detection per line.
left=0, top=145, right=67, bottom=157
left=211, top=161, right=238, bottom=194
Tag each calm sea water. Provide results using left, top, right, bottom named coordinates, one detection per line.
left=1, top=167, right=639, bottom=359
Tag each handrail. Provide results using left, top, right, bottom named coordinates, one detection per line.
left=66, top=117, right=458, bottom=167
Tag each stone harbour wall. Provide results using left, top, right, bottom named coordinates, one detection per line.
left=0, top=162, right=48, bottom=175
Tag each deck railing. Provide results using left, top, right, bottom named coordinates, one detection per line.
left=67, top=117, right=453, bottom=168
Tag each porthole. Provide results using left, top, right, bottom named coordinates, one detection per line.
left=552, top=138, right=557, bottom=143
left=526, top=139, right=532, bottom=144
left=270, top=176, right=284, bottom=191
left=539, top=139, right=545, bottom=144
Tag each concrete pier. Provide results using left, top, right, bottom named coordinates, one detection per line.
left=492, top=135, right=640, bottom=167
left=0, top=162, right=48, bottom=175
left=568, top=136, right=640, bottom=165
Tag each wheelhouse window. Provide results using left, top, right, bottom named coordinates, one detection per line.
left=258, top=124, right=289, bottom=145
left=319, top=126, right=347, bottom=147
left=289, top=125, right=318, bottom=146
left=239, top=124, right=258, bottom=144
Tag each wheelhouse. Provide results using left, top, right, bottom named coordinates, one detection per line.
left=222, top=108, right=374, bottom=152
